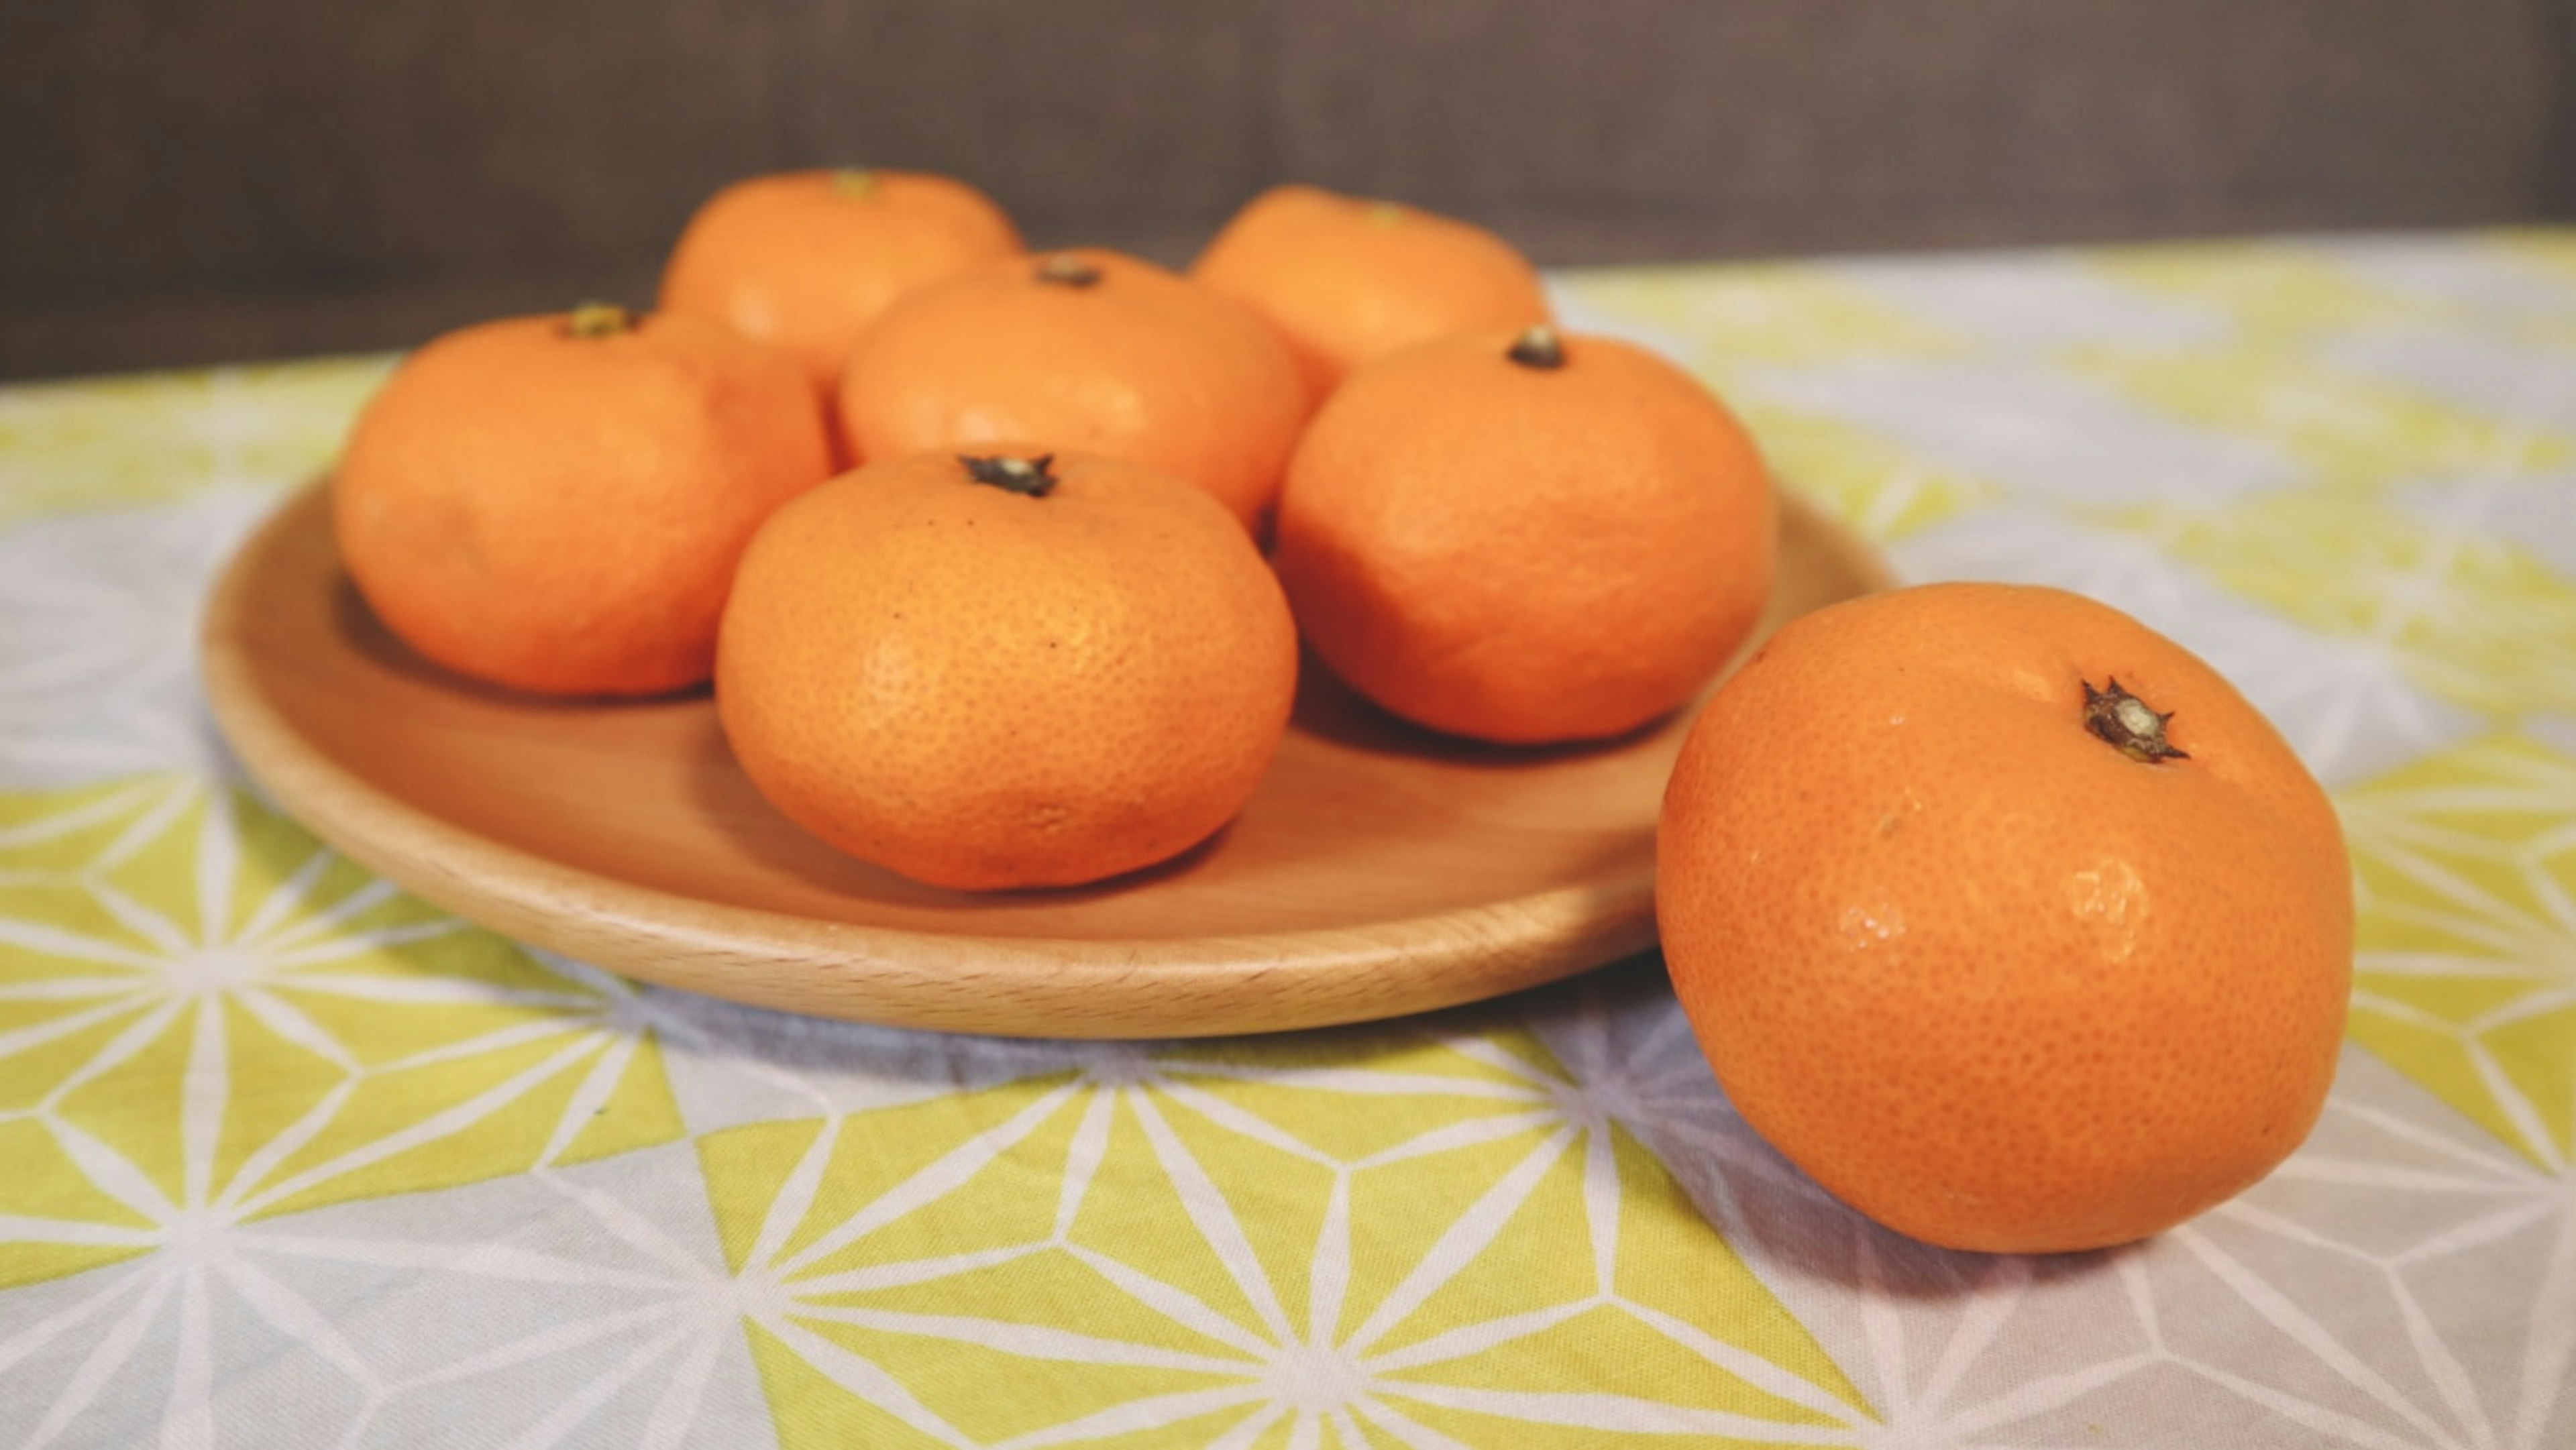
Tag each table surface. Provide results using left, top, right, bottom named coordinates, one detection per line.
left=3, top=231, right=2573, bottom=1450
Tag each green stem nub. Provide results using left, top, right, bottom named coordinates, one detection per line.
left=830, top=169, right=879, bottom=199
left=566, top=302, right=636, bottom=339
left=2083, top=678, right=2189, bottom=763
left=960, top=453, right=1059, bottom=497
left=1364, top=201, right=1406, bottom=229
left=1036, top=254, right=1104, bottom=288
left=1507, top=325, right=1566, bottom=370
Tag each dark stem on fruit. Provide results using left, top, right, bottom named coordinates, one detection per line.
left=2083, top=678, right=2189, bottom=763
left=1507, top=325, right=1566, bottom=370
left=959, top=453, right=1059, bottom=498
left=1036, top=254, right=1103, bottom=288
left=565, top=302, right=635, bottom=339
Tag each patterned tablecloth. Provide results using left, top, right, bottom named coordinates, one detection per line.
left=2, top=231, right=2572, bottom=1450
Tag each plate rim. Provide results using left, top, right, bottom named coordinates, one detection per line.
left=201, top=483, right=1892, bottom=1038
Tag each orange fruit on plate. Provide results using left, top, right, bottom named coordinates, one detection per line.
left=1190, top=183, right=1552, bottom=397
left=1271, top=325, right=1774, bottom=744
left=1657, top=582, right=2354, bottom=1254
left=336, top=304, right=832, bottom=697
left=716, top=448, right=1297, bottom=891
left=836, top=249, right=1308, bottom=530
left=657, top=168, right=1022, bottom=390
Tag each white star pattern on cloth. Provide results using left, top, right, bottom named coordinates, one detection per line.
left=0, top=489, right=280, bottom=789
left=0, top=785, right=707, bottom=1445
left=1538, top=970, right=2576, bottom=1450
left=1, top=1144, right=774, bottom=1449
left=687, top=1028, right=1870, bottom=1448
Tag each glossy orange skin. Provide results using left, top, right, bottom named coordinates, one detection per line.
left=1271, top=328, right=1775, bottom=744
left=1190, top=184, right=1552, bottom=398
left=837, top=249, right=1308, bottom=531
left=1658, top=583, right=2353, bottom=1254
left=716, top=449, right=1297, bottom=891
left=336, top=311, right=832, bottom=697
left=657, top=170, right=1022, bottom=390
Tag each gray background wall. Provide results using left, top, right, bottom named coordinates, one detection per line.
left=3, top=0, right=2569, bottom=380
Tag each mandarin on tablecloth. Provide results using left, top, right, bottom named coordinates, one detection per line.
left=2, top=232, right=2573, bottom=1449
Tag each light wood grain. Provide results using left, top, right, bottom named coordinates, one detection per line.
left=201, top=483, right=1892, bottom=1038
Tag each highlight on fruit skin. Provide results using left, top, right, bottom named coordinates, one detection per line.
left=1656, top=581, right=2354, bottom=1254
left=1271, top=323, right=1776, bottom=745
left=714, top=447, right=1298, bottom=892
left=333, top=306, right=833, bottom=698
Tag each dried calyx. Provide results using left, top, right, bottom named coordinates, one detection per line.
left=1036, top=254, right=1103, bottom=288
left=565, top=302, right=636, bottom=339
left=2083, top=678, right=2189, bottom=763
left=960, top=453, right=1059, bottom=498
left=1507, top=325, right=1566, bottom=370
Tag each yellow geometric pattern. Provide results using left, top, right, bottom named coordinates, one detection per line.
left=2337, top=735, right=2576, bottom=1171
left=2085, top=241, right=2438, bottom=340
left=2114, top=487, right=2576, bottom=716
left=0, top=777, right=683, bottom=1289
left=700, top=1034, right=1870, bottom=1448
left=2068, top=343, right=2573, bottom=489
left=1731, top=403, right=1997, bottom=541
left=1567, top=263, right=1960, bottom=374
left=0, top=357, right=391, bottom=527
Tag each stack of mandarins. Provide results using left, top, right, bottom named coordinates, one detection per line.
left=336, top=170, right=1767, bottom=882
left=333, top=168, right=2352, bottom=1258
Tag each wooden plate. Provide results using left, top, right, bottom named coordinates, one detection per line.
left=201, top=485, right=1890, bottom=1039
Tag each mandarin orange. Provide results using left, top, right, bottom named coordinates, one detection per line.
left=836, top=249, right=1308, bottom=530
left=1190, top=183, right=1552, bottom=398
left=1271, top=325, right=1774, bottom=744
left=335, top=304, right=831, bottom=696
left=657, top=168, right=1022, bottom=391
left=716, top=449, right=1297, bottom=891
left=1657, top=583, right=2353, bottom=1254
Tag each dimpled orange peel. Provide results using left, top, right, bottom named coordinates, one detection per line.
left=1658, top=583, right=2354, bottom=1254
left=716, top=448, right=1297, bottom=891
